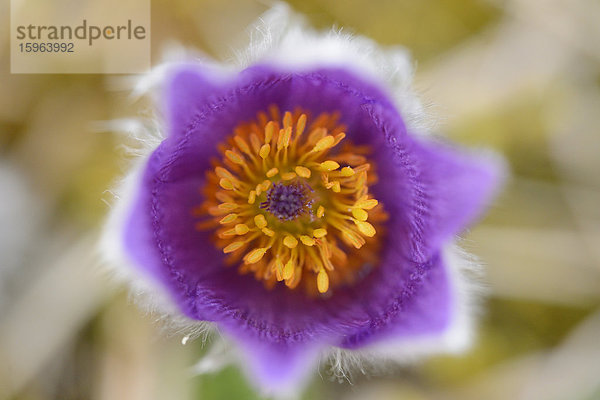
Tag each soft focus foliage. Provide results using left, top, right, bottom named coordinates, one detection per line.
left=1, top=0, right=599, bottom=399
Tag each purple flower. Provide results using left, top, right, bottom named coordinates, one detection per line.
left=102, top=5, right=504, bottom=397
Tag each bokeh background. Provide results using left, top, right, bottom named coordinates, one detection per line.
left=1, top=0, right=599, bottom=399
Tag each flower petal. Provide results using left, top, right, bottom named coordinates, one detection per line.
left=337, top=246, right=480, bottom=356
left=229, top=336, right=321, bottom=397
left=163, top=63, right=231, bottom=142
left=113, top=60, right=501, bottom=392
left=402, top=139, right=506, bottom=263
left=122, top=63, right=494, bottom=334
left=122, top=148, right=224, bottom=316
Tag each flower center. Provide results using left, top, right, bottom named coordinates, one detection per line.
left=261, top=183, right=313, bottom=221
left=195, top=107, right=387, bottom=295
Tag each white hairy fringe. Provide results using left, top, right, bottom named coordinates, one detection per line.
left=97, top=119, right=218, bottom=345
left=109, top=3, right=431, bottom=132
left=323, top=244, right=486, bottom=382
left=98, top=2, right=479, bottom=388
left=99, top=49, right=233, bottom=375
left=235, top=3, right=433, bottom=134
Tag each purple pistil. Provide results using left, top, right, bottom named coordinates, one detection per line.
left=261, top=183, right=313, bottom=221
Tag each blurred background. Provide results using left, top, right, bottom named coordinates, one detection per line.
left=1, top=0, right=599, bottom=399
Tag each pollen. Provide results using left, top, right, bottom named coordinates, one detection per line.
left=254, top=214, right=267, bottom=229
left=196, top=107, right=387, bottom=295
left=319, top=160, right=340, bottom=172
left=244, top=247, right=268, bottom=264
left=317, top=205, right=325, bottom=218
left=351, top=208, right=368, bottom=221
left=317, top=269, right=329, bottom=293
left=283, top=235, right=299, bottom=248
left=234, top=223, right=250, bottom=235
left=313, top=135, right=336, bottom=152
left=294, top=166, right=311, bottom=178
left=313, top=228, right=327, bottom=238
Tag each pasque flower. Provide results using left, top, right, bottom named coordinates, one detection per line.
left=103, top=4, right=503, bottom=397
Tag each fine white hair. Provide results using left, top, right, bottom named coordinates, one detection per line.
left=324, top=244, right=486, bottom=382
left=236, top=3, right=433, bottom=134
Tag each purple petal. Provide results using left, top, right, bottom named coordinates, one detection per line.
left=404, top=139, right=504, bottom=263
left=232, top=337, right=322, bottom=396
left=164, top=63, right=230, bottom=141
left=338, top=251, right=452, bottom=348
left=121, top=63, right=501, bottom=388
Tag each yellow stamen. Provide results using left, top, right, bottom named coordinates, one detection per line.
left=356, top=198, right=378, bottom=209
left=225, top=150, right=245, bottom=165
left=340, top=166, right=355, bottom=177
left=277, top=129, right=285, bottom=150
left=283, top=259, right=294, bottom=280
left=283, top=235, right=298, bottom=249
left=333, top=132, right=346, bottom=146
left=234, top=136, right=251, bottom=155
left=319, top=160, right=340, bottom=171
left=262, top=227, right=275, bottom=237
left=296, top=114, right=307, bottom=137
left=351, top=208, right=368, bottom=221
left=259, top=144, right=271, bottom=159
left=313, top=228, right=327, bottom=238
left=223, top=241, right=245, bottom=253
left=342, top=231, right=364, bottom=249
left=198, top=107, right=386, bottom=295
left=317, top=269, right=329, bottom=293
left=217, top=203, right=237, bottom=211
left=308, top=127, right=326, bottom=144
left=282, top=127, right=292, bottom=147
left=294, top=166, right=311, bottom=178
left=250, top=134, right=261, bottom=153
left=312, top=135, right=335, bottom=152
left=283, top=111, right=292, bottom=129
left=219, top=178, right=234, bottom=190
left=317, top=205, right=325, bottom=218
left=244, top=247, right=268, bottom=264
left=281, top=172, right=297, bottom=180
left=264, top=121, right=275, bottom=143
left=220, top=228, right=237, bottom=237
left=234, top=224, right=249, bottom=235
left=247, top=191, right=256, bottom=204
left=356, top=172, right=367, bottom=189
left=254, top=214, right=267, bottom=229
left=275, top=258, right=284, bottom=281
left=299, top=235, right=315, bottom=246
left=215, top=167, right=236, bottom=181
left=355, top=220, right=376, bottom=237
left=261, top=180, right=271, bottom=191
left=219, top=213, right=238, bottom=224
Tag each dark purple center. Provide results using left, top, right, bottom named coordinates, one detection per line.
left=261, top=183, right=313, bottom=221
